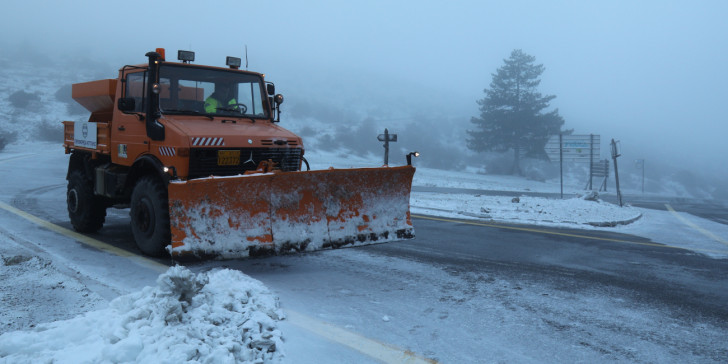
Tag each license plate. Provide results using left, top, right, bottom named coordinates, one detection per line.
left=217, top=150, right=240, bottom=166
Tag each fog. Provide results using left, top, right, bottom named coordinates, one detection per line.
left=2, top=1, right=727, bottom=193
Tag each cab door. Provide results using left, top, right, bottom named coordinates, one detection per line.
left=111, top=70, right=150, bottom=166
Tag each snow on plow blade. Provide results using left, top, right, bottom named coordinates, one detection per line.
left=167, top=166, right=415, bottom=258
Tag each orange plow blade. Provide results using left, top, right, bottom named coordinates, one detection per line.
left=167, top=166, right=415, bottom=258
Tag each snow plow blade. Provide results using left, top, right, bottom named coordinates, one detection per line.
left=167, top=166, right=415, bottom=258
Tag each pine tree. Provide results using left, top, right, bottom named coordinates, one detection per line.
left=468, top=49, right=567, bottom=175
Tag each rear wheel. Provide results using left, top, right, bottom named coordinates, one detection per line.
left=130, top=176, right=170, bottom=256
left=67, top=170, right=106, bottom=232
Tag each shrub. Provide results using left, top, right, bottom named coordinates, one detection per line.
left=35, top=120, right=64, bottom=142
left=315, top=133, right=342, bottom=151
left=8, top=90, right=40, bottom=109
left=0, top=130, right=18, bottom=152
left=54, top=85, right=86, bottom=115
left=333, top=120, right=378, bottom=156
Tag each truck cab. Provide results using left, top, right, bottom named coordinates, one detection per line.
left=64, top=48, right=304, bottom=255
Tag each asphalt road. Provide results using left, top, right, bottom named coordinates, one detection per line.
left=216, top=214, right=728, bottom=362
left=399, top=215, right=728, bottom=322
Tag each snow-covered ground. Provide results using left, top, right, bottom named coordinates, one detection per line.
left=412, top=193, right=641, bottom=227
left=1, top=141, right=727, bottom=362
left=1, top=61, right=727, bottom=362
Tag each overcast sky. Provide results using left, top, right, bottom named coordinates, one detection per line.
left=3, top=0, right=727, bottom=179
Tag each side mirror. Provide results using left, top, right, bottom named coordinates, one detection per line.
left=266, top=83, right=275, bottom=96
left=273, top=94, right=284, bottom=123
left=118, top=97, right=136, bottom=112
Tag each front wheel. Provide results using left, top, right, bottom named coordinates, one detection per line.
left=130, top=176, right=170, bottom=256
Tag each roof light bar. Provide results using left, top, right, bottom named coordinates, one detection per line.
left=177, top=50, right=195, bottom=63
left=226, top=56, right=242, bottom=69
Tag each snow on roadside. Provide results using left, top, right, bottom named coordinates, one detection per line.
left=412, top=166, right=569, bottom=194
left=411, top=192, right=642, bottom=228
left=0, top=253, right=106, bottom=335
left=0, top=266, right=285, bottom=364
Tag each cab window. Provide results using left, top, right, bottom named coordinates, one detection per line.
left=125, top=72, right=147, bottom=113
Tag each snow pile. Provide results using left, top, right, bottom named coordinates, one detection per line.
left=412, top=192, right=642, bottom=227
left=0, top=266, right=285, bottom=363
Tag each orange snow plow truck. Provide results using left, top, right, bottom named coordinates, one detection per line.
left=63, top=48, right=415, bottom=258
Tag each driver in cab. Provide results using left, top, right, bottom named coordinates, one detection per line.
left=204, top=84, right=237, bottom=113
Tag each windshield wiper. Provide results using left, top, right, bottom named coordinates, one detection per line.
left=163, top=109, right=214, bottom=120
left=213, top=107, right=258, bottom=123
left=215, top=107, right=243, bottom=113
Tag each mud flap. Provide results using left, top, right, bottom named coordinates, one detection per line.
left=168, top=166, right=415, bottom=258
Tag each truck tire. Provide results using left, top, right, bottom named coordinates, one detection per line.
left=130, top=176, right=170, bottom=256
left=67, top=170, right=106, bottom=232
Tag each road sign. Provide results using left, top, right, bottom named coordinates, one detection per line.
left=378, top=128, right=397, bottom=165
left=591, top=159, right=609, bottom=177
left=377, top=133, right=397, bottom=142
left=545, top=134, right=600, bottom=162
left=547, top=134, right=601, bottom=197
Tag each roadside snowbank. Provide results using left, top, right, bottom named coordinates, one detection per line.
left=0, top=266, right=285, bottom=363
left=412, top=192, right=642, bottom=228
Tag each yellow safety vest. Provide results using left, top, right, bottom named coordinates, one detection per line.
left=204, top=97, right=237, bottom=113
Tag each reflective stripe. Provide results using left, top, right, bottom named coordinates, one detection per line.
left=192, top=137, right=225, bottom=146
left=159, top=147, right=176, bottom=156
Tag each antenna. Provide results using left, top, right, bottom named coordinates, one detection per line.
left=245, top=45, right=249, bottom=70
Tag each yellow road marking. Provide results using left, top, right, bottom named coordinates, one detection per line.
left=0, top=200, right=169, bottom=272
left=0, top=200, right=434, bottom=363
left=665, top=204, right=728, bottom=247
left=286, top=310, right=436, bottom=364
left=412, top=213, right=728, bottom=255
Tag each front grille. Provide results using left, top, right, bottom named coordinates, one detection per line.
left=261, top=139, right=299, bottom=146
left=189, top=147, right=302, bottom=179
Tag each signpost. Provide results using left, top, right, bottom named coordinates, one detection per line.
left=611, top=139, right=623, bottom=206
left=545, top=134, right=600, bottom=198
left=377, top=128, right=398, bottom=166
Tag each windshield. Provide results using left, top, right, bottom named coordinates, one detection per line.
left=158, top=65, right=269, bottom=118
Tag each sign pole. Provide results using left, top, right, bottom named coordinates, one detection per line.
left=377, top=128, right=398, bottom=166
left=611, top=139, right=623, bottom=207
left=559, top=133, right=563, bottom=199
left=383, top=128, right=389, bottom=165
left=588, top=134, right=594, bottom=190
